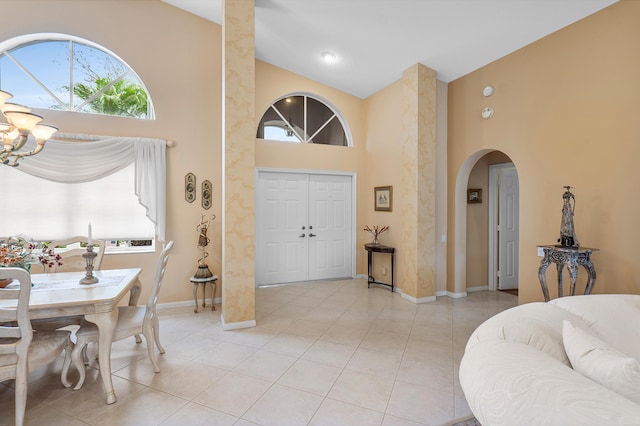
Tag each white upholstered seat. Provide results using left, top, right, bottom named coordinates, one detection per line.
left=70, top=241, right=173, bottom=390
left=0, top=267, right=73, bottom=426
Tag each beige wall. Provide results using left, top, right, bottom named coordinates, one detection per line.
left=1, top=0, right=223, bottom=306
left=448, top=0, right=640, bottom=303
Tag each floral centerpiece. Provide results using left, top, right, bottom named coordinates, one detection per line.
left=0, top=236, right=64, bottom=272
left=0, top=235, right=36, bottom=270
left=363, top=225, right=389, bottom=245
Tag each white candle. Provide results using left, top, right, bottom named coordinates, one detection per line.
left=88, top=223, right=92, bottom=245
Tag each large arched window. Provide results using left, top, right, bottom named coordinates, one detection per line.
left=0, top=33, right=154, bottom=119
left=257, top=93, right=351, bottom=146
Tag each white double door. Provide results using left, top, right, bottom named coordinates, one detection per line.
left=256, top=171, right=353, bottom=286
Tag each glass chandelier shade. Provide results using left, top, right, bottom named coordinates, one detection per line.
left=0, top=90, right=58, bottom=167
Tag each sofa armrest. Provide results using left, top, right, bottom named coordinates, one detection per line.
left=460, top=339, right=640, bottom=425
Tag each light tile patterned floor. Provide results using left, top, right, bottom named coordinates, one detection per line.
left=0, top=278, right=517, bottom=426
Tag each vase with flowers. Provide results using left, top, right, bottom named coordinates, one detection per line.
left=0, top=235, right=36, bottom=287
left=363, top=225, right=389, bottom=245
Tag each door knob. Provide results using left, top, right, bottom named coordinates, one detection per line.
left=299, top=233, right=306, bottom=238
left=309, top=233, right=316, bottom=237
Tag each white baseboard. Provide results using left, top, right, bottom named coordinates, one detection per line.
left=445, top=291, right=468, bottom=299
left=393, top=287, right=436, bottom=304
left=221, top=314, right=256, bottom=330
left=355, top=273, right=368, bottom=279
left=467, top=285, right=488, bottom=293
left=157, top=297, right=221, bottom=311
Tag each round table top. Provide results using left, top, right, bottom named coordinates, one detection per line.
left=190, top=275, right=218, bottom=283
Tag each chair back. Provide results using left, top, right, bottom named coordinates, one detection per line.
left=144, top=241, right=174, bottom=318
left=0, top=267, right=33, bottom=376
left=43, top=236, right=105, bottom=273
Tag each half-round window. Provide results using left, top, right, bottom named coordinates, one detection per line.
left=0, top=33, right=154, bottom=119
left=257, top=94, right=350, bottom=146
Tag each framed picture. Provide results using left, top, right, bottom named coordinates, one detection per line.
left=467, top=188, right=482, bottom=204
left=375, top=186, right=393, bottom=211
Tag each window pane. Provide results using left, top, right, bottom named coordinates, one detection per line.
left=306, top=97, right=334, bottom=138
left=0, top=55, right=60, bottom=110
left=273, top=96, right=304, bottom=140
left=311, top=116, right=347, bottom=146
left=6, top=41, right=70, bottom=110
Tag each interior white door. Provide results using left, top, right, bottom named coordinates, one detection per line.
left=308, top=174, right=352, bottom=280
left=498, top=166, right=519, bottom=290
left=256, top=172, right=308, bottom=285
left=256, top=171, right=352, bottom=286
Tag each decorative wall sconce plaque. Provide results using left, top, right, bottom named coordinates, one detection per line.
left=185, top=173, right=196, bottom=203
left=202, top=180, right=212, bottom=210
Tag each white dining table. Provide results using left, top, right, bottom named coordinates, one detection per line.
left=1, top=268, right=142, bottom=404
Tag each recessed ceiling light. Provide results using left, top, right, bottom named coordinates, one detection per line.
left=321, top=51, right=337, bottom=62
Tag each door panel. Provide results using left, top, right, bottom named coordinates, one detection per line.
left=308, top=174, right=352, bottom=280
left=498, top=167, right=519, bottom=289
left=256, top=172, right=308, bottom=285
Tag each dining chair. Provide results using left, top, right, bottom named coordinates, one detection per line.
left=40, top=236, right=106, bottom=273
left=70, top=240, right=174, bottom=390
left=30, top=236, right=105, bottom=332
left=0, top=267, right=73, bottom=426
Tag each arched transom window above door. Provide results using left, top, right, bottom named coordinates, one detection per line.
left=257, top=94, right=351, bottom=146
left=0, top=33, right=154, bottom=119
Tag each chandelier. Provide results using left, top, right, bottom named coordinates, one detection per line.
left=0, top=90, right=58, bottom=167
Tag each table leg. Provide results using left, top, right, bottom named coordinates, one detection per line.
left=202, top=283, right=206, bottom=308
left=193, top=283, right=199, bottom=313
left=567, top=258, right=579, bottom=297
left=582, top=262, right=597, bottom=295
left=129, top=278, right=143, bottom=344
left=556, top=263, right=565, bottom=298
left=367, top=250, right=373, bottom=288
left=84, top=308, right=119, bottom=404
left=209, top=282, right=216, bottom=310
left=537, top=257, right=551, bottom=302
left=390, top=253, right=395, bottom=293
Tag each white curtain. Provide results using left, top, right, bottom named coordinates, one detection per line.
left=14, top=133, right=167, bottom=241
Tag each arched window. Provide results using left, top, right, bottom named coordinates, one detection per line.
left=0, top=33, right=154, bottom=119
left=257, top=93, right=351, bottom=146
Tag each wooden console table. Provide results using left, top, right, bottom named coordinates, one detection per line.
left=364, top=243, right=395, bottom=292
left=537, top=245, right=598, bottom=302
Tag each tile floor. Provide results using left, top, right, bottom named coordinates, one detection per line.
left=1, top=278, right=517, bottom=426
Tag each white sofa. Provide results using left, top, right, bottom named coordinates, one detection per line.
left=459, top=294, right=640, bottom=425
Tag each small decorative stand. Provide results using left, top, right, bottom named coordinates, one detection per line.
left=79, top=244, right=99, bottom=285
left=190, top=214, right=217, bottom=312
left=537, top=186, right=598, bottom=301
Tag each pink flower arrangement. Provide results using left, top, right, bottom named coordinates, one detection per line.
left=363, top=225, right=389, bottom=243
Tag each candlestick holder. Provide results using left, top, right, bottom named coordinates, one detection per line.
left=79, top=244, right=99, bottom=285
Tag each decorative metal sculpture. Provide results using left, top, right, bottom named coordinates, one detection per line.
left=194, top=214, right=216, bottom=279
left=558, top=186, right=579, bottom=248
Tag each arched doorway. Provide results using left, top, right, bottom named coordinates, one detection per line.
left=453, top=150, right=519, bottom=296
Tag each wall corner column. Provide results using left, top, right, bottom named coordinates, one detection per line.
left=221, top=0, right=256, bottom=329
left=400, top=63, right=437, bottom=302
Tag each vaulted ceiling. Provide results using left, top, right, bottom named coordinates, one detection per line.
left=161, top=0, right=618, bottom=98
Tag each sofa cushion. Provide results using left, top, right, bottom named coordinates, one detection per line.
left=551, top=294, right=640, bottom=360
left=465, top=302, right=586, bottom=366
left=563, top=320, right=640, bottom=404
